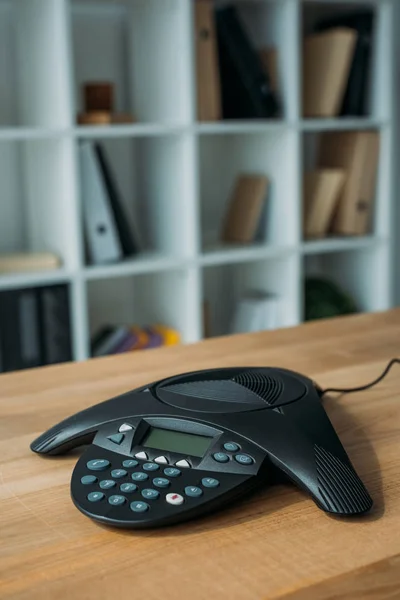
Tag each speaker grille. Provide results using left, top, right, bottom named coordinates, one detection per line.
left=233, top=371, right=284, bottom=405
left=315, top=445, right=373, bottom=514
left=163, top=379, right=263, bottom=404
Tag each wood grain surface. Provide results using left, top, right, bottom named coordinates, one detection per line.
left=1, top=310, right=400, bottom=600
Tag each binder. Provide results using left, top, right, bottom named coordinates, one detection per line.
left=194, top=1, right=222, bottom=121
left=318, top=131, right=379, bottom=235
left=221, top=175, right=269, bottom=244
left=259, top=47, right=279, bottom=95
left=79, top=141, right=123, bottom=265
left=0, top=252, right=60, bottom=274
left=216, top=6, right=279, bottom=119
left=38, top=285, right=72, bottom=365
left=302, top=28, right=357, bottom=117
left=303, top=170, right=346, bottom=238
left=95, top=144, right=139, bottom=258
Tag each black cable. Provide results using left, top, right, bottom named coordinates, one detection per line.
left=321, top=358, right=400, bottom=397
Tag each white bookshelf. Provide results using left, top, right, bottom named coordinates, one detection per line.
left=0, top=0, right=395, bottom=363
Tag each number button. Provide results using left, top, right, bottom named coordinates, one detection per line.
left=234, top=454, right=254, bottom=465
left=164, top=467, right=181, bottom=478
left=108, top=495, right=126, bottom=506
left=122, top=459, right=139, bottom=468
left=87, top=491, right=104, bottom=502
left=111, top=469, right=127, bottom=478
left=130, top=501, right=149, bottom=513
left=185, top=486, right=203, bottom=498
left=99, top=479, right=116, bottom=490
left=131, top=472, right=149, bottom=482
left=120, top=483, right=137, bottom=493
left=87, top=459, right=110, bottom=471
left=153, top=477, right=170, bottom=489
left=143, top=463, right=160, bottom=472
left=223, top=442, right=240, bottom=452
left=213, top=452, right=229, bottom=463
left=201, top=477, right=220, bottom=488
left=141, top=489, right=160, bottom=500
left=81, top=475, right=97, bottom=485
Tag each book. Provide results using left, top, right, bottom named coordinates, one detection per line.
left=194, top=1, right=222, bottom=121
left=0, top=253, right=60, bottom=274
left=303, top=170, right=346, bottom=238
left=318, top=131, right=379, bottom=235
left=259, top=47, right=279, bottom=95
left=38, top=285, right=72, bottom=365
left=92, top=326, right=130, bottom=357
left=231, top=291, right=279, bottom=334
left=302, top=28, right=357, bottom=117
left=216, top=6, right=279, bottom=119
left=317, top=11, right=374, bottom=116
left=95, top=144, right=139, bottom=258
left=19, top=289, right=42, bottom=369
left=79, top=141, right=123, bottom=265
left=221, top=175, right=269, bottom=244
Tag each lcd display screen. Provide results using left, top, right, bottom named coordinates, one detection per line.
left=143, top=427, right=213, bottom=458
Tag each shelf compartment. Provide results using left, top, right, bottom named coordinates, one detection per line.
left=304, top=244, right=390, bottom=318
left=86, top=267, right=198, bottom=348
left=198, top=130, right=298, bottom=252
left=301, top=1, right=389, bottom=121
left=202, top=255, right=299, bottom=338
left=71, top=0, right=192, bottom=125
left=0, top=138, right=77, bottom=272
left=77, top=133, right=197, bottom=265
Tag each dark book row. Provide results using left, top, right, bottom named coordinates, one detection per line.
left=0, top=284, right=72, bottom=373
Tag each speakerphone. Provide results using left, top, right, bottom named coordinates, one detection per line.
left=31, top=366, right=376, bottom=528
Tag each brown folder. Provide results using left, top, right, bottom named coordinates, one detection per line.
left=303, top=28, right=357, bottom=117
left=303, top=170, right=346, bottom=238
left=195, top=1, right=222, bottom=121
left=318, top=131, right=379, bottom=235
left=221, top=175, right=269, bottom=244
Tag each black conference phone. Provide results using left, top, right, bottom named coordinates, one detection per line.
left=31, top=367, right=373, bottom=528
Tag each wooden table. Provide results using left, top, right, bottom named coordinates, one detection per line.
left=1, top=310, right=400, bottom=600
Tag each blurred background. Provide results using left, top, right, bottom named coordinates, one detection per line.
left=0, top=0, right=398, bottom=372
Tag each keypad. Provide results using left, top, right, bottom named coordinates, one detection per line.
left=99, top=479, right=116, bottom=490
left=141, top=488, right=160, bottom=500
left=81, top=454, right=227, bottom=518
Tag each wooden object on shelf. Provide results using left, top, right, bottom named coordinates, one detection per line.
left=2, top=310, right=400, bottom=599
left=77, top=112, right=134, bottom=125
left=0, top=252, right=61, bottom=274
left=319, top=131, right=380, bottom=235
left=195, top=0, right=222, bottom=121
left=260, top=47, right=279, bottom=94
left=303, top=169, right=346, bottom=238
left=84, top=82, right=114, bottom=112
left=302, top=28, right=357, bottom=117
left=221, top=175, right=269, bottom=244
